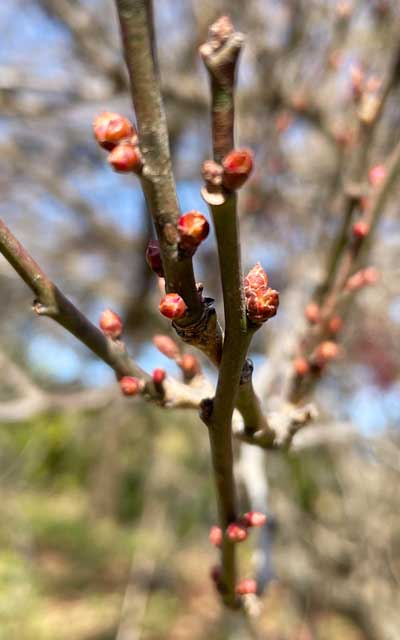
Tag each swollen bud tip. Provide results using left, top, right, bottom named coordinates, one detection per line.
left=146, top=240, right=164, bottom=277
left=93, top=112, right=135, bottom=150
left=119, top=376, right=141, bottom=396
left=99, top=309, right=123, bottom=340
left=159, top=293, right=187, bottom=320
left=108, top=142, right=142, bottom=173
left=244, top=263, right=279, bottom=324
left=222, top=149, right=254, bottom=191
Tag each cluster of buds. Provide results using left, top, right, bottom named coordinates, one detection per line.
left=99, top=309, right=123, bottom=340
left=209, top=511, right=267, bottom=547
left=159, top=293, right=187, bottom=320
left=244, top=263, right=279, bottom=324
left=178, top=210, right=209, bottom=256
left=119, top=376, right=143, bottom=397
left=345, top=266, right=380, bottom=292
left=93, top=111, right=143, bottom=174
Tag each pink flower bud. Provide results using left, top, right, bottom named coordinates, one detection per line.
left=242, top=512, right=267, bottom=528
left=153, top=334, right=180, bottom=360
left=209, top=526, right=223, bottom=547
left=328, top=315, right=343, bottom=335
left=244, top=262, right=269, bottom=292
left=315, top=341, right=339, bottom=365
left=244, top=263, right=279, bottom=324
left=294, top=357, right=310, bottom=376
left=159, top=293, right=187, bottom=320
left=93, top=112, right=135, bottom=150
left=120, top=376, right=141, bottom=396
left=178, top=353, right=201, bottom=379
left=305, top=302, right=320, bottom=324
left=178, top=211, right=209, bottom=251
left=226, top=523, right=248, bottom=543
left=108, top=142, right=143, bottom=173
left=222, top=149, right=254, bottom=191
left=146, top=240, right=164, bottom=277
left=352, top=220, right=370, bottom=239
left=236, top=579, right=257, bottom=596
left=99, top=309, right=123, bottom=339
left=368, top=164, right=386, bottom=187
left=152, top=368, right=166, bottom=385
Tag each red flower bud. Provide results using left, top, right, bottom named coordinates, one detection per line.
left=352, top=220, right=370, bottom=239
left=93, top=111, right=135, bottom=150
left=242, top=512, right=267, bottom=528
left=152, top=368, right=166, bottom=385
left=209, top=526, right=223, bottom=547
left=159, top=293, right=187, bottom=320
left=305, top=302, right=320, bottom=324
left=315, top=341, right=339, bottom=365
left=294, top=357, right=310, bottom=376
left=328, top=315, right=343, bottom=335
left=99, top=309, right=123, bottom=339
left=222, top=149, right=254, bottom=191
left=226, top=523, right=248, bottom=543
left=108, top=142, right=143, bottom=173
left=236, top=579, right=257, bottom=596
left=244, top=263, right=279, bottom=324
left=178, top=353, right=201, bottom=379
left=153, top=334, right=180, bottom=360
left=120, top=376, right=141, bottom=396
left=178, top=211, right=209, bottom=252
left=368, top=164, right=386, bottom=187
left=146, top=240, right=164, bottom=277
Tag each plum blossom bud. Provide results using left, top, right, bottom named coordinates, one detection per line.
left=315, top=341, right=339, bottom=365
left=93, top=112, right=134, bottom=150
left=222, top=149, right=254, bottom=191
left=236, top=579, right=257, bottom=596
left=226, top=522, right=248, bottom=543
left=146, top=240, right=164, bottom=277
left=209, top=526, right=223, bottom=547
left=153, top=334, right=180, bottom=360
left=108, top=142, right=143, bottom=173
left=294, top=357, right=310, bottom=376
left=120, top=376, right=141, bottom=396
left=178, top=353, right=201, bottom=379
left=305, top=302, right=320, bottom=324
left=368, top=164, right=386, bottom=187
left=178, top=211, right=209, bottom=252
left=244, top=263, right=279, bottom=324
left=242, top=512, right=267, bottom=528
left=152, top=368, right=166, bottom=385
left=352, top=220, right=370, bottom=239
left=328, top=315, right=343, bottom=335
left=159, top=293, right=187, bottom=320
left=99, top=309, right=123, bottom=339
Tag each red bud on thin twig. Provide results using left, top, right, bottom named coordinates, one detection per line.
left=153, top=334, right=180, bottom=360
left=178, top=211, right=209, bottom=252
left=368, top=164, right=386, bottom=187
left=120, top=376, right=141, bottom=396
left=294, top=357, right=310, bottom=376
left=352, top=220, right=370, bottom=239
left=146, top=240, right=164, bottom=277
left=152, top=368, right=166, bottom=385
left=178, top=353, right=201, bottom=379
left=93, top=111, right=135, bottom=150
left=226, top=522, right=248, bottom=543
left=315, top=341, right=339, bottom=365
left=305, top=302, right=320, bottom=324
left=236, top=579, right=257, bottom=596
left=209, top=525, right=223, bottom=547
left=222, top=149, right=254, bottom=191
left=159, top=293, right=187, bottom=320
left=242, top=512, right=267, bottom=528
left=99, top=309, right=123, bottom=339
left=108, top=142, right=143, bottom=173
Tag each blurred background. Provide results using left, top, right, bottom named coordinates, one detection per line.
left=0, top=0, right=399, bottom=638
